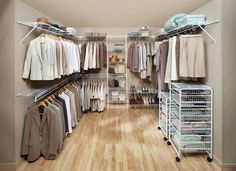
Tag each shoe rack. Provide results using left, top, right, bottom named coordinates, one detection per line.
left=129, top=85, right=158, bottom=109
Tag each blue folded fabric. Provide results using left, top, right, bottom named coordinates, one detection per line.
left=164, top=13, right=187, bottom=31
left=176, top=15, right=206, bottom=27
left=128, top=32, right=141, bottom=37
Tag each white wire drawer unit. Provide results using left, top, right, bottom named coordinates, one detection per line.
left=158, top=91, right=172, bottom=144
left=169, top=83, right=213, bottom=162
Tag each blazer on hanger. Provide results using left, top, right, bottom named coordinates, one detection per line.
left=22, top=36, right=57, bottom=80
left=21, top=106, right=60, bottom=162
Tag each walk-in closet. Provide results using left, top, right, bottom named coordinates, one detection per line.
left=0, top=0, right=236, bottom=171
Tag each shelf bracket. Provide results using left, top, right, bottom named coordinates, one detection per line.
left=20, top=26, right=37, bottom=44
left=198, top=24, right=216, bottom=44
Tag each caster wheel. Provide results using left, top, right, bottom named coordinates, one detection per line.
left=157, top=126, right=161, bottom=130
left=167, top=141, right=171, bottom=145
left=176, top=157, right=180, bottom=162
left=163, top=137, right=168, bottom=141
left=207, top=157, right=213, bottom=162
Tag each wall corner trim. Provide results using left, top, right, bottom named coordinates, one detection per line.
left=214, top=155, right=236, bottom=169
left=214, top=155, right=222, bottom=168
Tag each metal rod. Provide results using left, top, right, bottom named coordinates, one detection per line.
left=20, top=26, right=37, bottom=44
left=35, top=77, right=72, bottom=102
left=198, top=24, right=216, bottom=43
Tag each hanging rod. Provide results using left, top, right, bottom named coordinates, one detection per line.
left=35, top=73, right=85, bottom=102
left=80, top=73, right=108, bottom=79
left=17, top=21, right=79, bottom=44
left=127, top=36, right=156, bottom=41
left=77, top=36, right=107, bottom=41
left=34, top=77, right=72, bottom=102
left=17, top=73, right=83, bottom=102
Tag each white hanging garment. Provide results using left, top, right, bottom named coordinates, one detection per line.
left=84, top=42, right=90, bottom=70
left=171, top=36, right=179, bottom=81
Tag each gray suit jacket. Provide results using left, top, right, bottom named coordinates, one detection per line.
left=21, top=106, right=60, bottom=162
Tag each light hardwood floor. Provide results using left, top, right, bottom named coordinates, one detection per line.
left=17, top=108, right=221, bottom=171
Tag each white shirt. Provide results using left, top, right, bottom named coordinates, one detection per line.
left=171, top=36, right=178, bottom=81
left=89, top=43, right=94, bottom=69
left=138, top=43, right=143, bottom=72
left=92, top=43, right=97, bottom=69
left=84, top=43, right=90, bottom=70
left=59, top=92, right=72, bottom=133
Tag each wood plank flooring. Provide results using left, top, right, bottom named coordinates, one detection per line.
left=17, top=108, right=220, bottom=171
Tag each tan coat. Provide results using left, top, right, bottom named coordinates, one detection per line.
left=21, top=106, right=60, bottom=162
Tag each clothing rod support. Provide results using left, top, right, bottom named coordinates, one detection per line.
left=198, top=24, right=216, bottom=44
left=20, top=26, right=37, bottom=44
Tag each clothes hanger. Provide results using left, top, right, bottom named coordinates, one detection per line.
left=43, top=98, right=50, bottom=105
left=48, top=96, right=53, bottom=102
left=39, top=33, right=46, bottom=37
left=38, top=101, right=46, bottom=107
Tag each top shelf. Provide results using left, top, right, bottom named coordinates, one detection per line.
left=171, top=83, right=212, bottom=90
left=156, top=24, right=204, bottom=40
left=156, top=20, right=220, bottom=41
left=17, top=21, right=80, bottom=42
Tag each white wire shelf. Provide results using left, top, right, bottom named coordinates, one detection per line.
left=156, top=20, right=220, bottom=43
left=129, top=91, right=158, bottom=94
left=17, top=21, right=80, bottom=43
left=160, top=108, right=168, bottom=116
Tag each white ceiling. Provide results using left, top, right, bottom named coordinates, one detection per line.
left=22, top=0, right=210, bottom=27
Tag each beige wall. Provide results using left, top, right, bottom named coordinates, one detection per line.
left=222, top=0, right=236, bottom=164
left=192, top=0, right=223, bottom=163
left=193, top=0, right=236, bottom=165
left=0, top=0, right=16, bottom=164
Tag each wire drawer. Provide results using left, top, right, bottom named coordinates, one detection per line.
left=169, top=83, right=213, bottom=162
left=158, top=91, right=172, bottom=141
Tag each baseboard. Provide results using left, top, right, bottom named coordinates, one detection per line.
left=0, top=163, right=16, bottom=171
left=222, top=163, right=236, bottom=168
left=0, top=158, right=24, bottom=171
left=213, top=155, right=236, bottom=169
